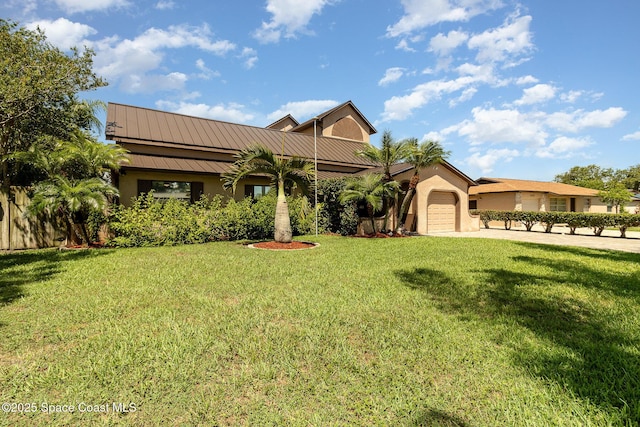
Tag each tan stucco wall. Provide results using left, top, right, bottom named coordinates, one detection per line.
left=473, top=192, right=607, bottom=214
left=395, top=165, right=479, bottom=234
left=296, top=107, right=371, bottom=143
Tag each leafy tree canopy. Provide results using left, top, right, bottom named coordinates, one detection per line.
left=555, top=164, right=640, bottom=193
left=0, top=19, right=107, bottom=188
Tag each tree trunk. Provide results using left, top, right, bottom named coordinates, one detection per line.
left=273, top=180, right=292, bottom=243
left=397, top=173, right=420, bottom=232
left=368, top=204, right=376, bottom=234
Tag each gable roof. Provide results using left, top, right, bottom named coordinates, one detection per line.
left=291, top=100, right=377, bottom=135
left=470, top=177, right=599, bottom=196
left=358, top=161, right=477, bottom=186
left=265, top=114, right=299, bottom=130
left=106, top=103, right=376, bottom=169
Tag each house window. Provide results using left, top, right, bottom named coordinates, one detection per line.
left=245, top=184, right=271, bottom=199
left=607, top=204, right=613, bottom=213
left=549, top=197, right=567, bottom=212
left=469, top=200, right=477, bottom=210
left=151, top=181, right=191, bottom=201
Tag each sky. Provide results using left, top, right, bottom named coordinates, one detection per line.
left=3, top=0, right=640, bottom=181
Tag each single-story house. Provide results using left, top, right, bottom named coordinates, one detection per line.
left=105, top=101, right=479, bottom=234
left=469, top=177, right=609, bottom=213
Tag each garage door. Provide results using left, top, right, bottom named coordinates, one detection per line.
left=427, top=191, right=456, bottom=232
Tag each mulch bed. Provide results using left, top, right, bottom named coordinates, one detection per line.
left=250, top=241, right=318, bottom=250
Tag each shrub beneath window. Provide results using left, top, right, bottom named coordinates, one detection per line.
left=106, top=191, right=330, bottom=247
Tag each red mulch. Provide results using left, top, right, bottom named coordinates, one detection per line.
left=252, top=241, right=317, bottom=250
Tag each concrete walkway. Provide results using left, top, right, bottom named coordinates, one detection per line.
left=433, top=225, right=640, bottom=254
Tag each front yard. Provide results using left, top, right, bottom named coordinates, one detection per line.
left=1, top=235, right=638, bottom=425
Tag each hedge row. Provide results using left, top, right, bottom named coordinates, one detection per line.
left=106, top=192, right=327, bottom=247
left=472, top=210, right=640, bottom=238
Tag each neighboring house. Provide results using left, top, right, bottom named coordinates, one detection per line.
left=105, top=101, right=479, bottom=234
left=624, top=191, right=640, bottom=214
left=469, top=177, right=608, bottom=213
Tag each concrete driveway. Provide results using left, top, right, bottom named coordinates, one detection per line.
left=433, top=225, right=640, bottom=254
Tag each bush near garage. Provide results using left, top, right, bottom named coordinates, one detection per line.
left=472, top=210, right=640, bottom=238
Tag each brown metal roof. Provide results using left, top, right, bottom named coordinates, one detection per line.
left=127, top=154, right=231, bottom=174
left=470, top=177, right=599, bottom=196
left=127, top=153, right=349, bottom=180
left=106, top=103, right=375, bottom=169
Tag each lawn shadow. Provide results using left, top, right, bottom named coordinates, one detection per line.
left=0, top=249, right=110, bottom=309
left=413, top=408, right=470, bottom=426
left=396, top=260, right=640, bottom=424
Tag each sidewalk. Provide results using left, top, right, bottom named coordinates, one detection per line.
left=434, top=225, right=640, bottom=254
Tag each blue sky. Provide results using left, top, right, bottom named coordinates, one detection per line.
left=3, top=0, right=640, bottom=181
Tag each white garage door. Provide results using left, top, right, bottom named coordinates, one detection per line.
left=427, top=192, right=456, bottom=232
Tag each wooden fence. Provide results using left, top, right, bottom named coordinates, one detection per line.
left=0, top=187, right=61, bottom=250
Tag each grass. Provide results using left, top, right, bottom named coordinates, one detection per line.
left=0, top=235, right=639, bottom=426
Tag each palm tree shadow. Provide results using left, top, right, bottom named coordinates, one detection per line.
left=413, top=408, right=470, bottom=426
left=395, top=263, right=640, bottom=424
left=0, top=249, right=110, bottom=310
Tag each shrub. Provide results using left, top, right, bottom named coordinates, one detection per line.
left=474, top=210, right=640, bottom=238
left=317, top=177, right=359, bottom=235
left=106, top=192, right=330, bottom=247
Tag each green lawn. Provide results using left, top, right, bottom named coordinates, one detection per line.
left=1, top=235, right=639, bottom=426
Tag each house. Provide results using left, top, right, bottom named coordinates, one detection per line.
left=105, top=101, right=479, bottom=234
left=469, top=177, right=608, bottom=213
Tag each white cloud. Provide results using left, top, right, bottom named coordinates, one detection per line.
left=386, top=0, right=504, bottom=37
left=379, top=67, right=405, bottom=86
left=380, top=71, right=496, bottom=121
left=536, top=136, right=594, bottom=158
left=515, top=75, right=539, bottom=85
left=395, top=39, right=416, bottom=52
left=451, top=107, right=548, bottom=146
left=428, top=30, right=469, bottom=55
left=240, top=47, right=258, bottom=69
left=449, top=87, right=477, bottom=107
left=53, top=0, right=130, bottom=13
left=26, top=18, right=96, bottom=50
left=467, top=14, right=533, bottom=63
left=546, top=107, right=627, bottom=133
left=253, top=0, right=332, bottom=44
left=267, top=100, right=340, bottom=122
left=560, top=90, right=583, bottom=103
left=92, top=24, right=236, bottom=93
left=156, top=101, right=255, bottom=123
left=194, top=59, right=220, bottom=80
left=622, top=131, right=640, bottom=141
left=465, top=148, right=520, bottom=174
left=155, top=0, right=175, bottom=10
left=514, top=83, right=556, bottom=105
left=122, top=72, right=187, bottom=94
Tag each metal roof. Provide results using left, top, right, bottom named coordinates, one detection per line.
left=106, top=103, right=376, bottom=169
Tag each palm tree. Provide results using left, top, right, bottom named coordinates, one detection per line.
left=221, top=144, right=314, bottom=243
left=339, top=173, right=399, bottom=235
left=61, top=129, right=130, bottom=179
left=356, top=130, right=411, bottom=231
left=397, top=138, right=450, bottom=232
left=28, top=176, right=118, bottom=245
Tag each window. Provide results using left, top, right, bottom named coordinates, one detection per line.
left=137, top=180, right=203, bottom=203
left=549, top=197, right=567, bottom=212
left=151, top=181, right=191, bottom=201
left=469, top=200, right=477, bottom=210
left=245, top=184, right=271, bottom=199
